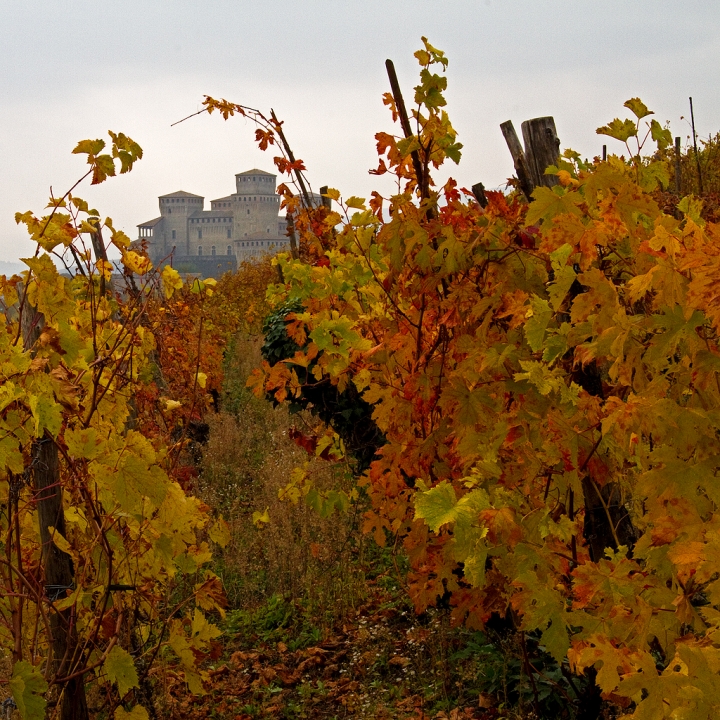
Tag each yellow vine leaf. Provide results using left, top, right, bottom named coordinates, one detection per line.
left=103, top=646, right=139, bottom=698
left=115, top=707, right=150, bottom=720
left=161, top=265, right=183, bottom=298
left=252, top=508, right=270, bottom=527
left=122, top=250, right=152, bottom=275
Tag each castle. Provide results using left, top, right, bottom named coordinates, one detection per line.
left=136, top=169, right=290, bottom=277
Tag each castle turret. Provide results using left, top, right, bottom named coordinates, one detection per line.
left=158, top=191, right=204, bottom=257
left=235, top=168, right=276, bottom=196
left=230, top=169, right=282, bottom=245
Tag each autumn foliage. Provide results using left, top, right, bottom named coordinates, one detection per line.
left=6, top=36, right=720, bottom=720
left=245, top=39, right=720, bottom=719
left=135, top=257, right=277, bottom=448
left=0, top=136, right=235, bottom=720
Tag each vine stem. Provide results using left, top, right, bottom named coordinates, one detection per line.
left=587, top=476, right=622, bottom=550
left=519, top=631, right=541, bottom=716
left=170, top=299, right=205, bottom=471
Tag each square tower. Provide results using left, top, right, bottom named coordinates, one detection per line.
left=158, top=191, right=205, bottom=257
left=235, top=168, right=276, bottom=195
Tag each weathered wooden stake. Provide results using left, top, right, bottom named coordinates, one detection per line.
left=385, top=59, right=428, bottom=202
left=90, top=221, right=116, bottom=300
left=286, top=212, right=299, bottom=260
left=471, top=182, right=488, bottom=209
left=521, top=117, right=561, bottom=190
left=501, top=117, right=561, bottom=200
left=319, top=185, right=332, bottom=210
left=499, top=120, right=535, bottom=201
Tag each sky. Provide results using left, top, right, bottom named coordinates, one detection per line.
left=1, top=0, right=719, bottom=268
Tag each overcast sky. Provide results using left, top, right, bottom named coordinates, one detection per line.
left=1, top=0, right=718, bottom=266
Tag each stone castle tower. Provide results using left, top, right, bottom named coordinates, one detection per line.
left=137, top=169, right=289, bottom=277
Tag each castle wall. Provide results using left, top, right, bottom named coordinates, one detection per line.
left=235, top=237, right=290, bottom=263
left=187, top=214, right=234, bottom=256
left=230, top=194, right=281, bottom=240
left=171, top=255, right=237, bottom=278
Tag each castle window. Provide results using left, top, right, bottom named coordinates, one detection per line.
left=227, top=228, right=231, bottom=239
left=198, top=246, right=203, bottom=255
left=172, top=230, right=176, bottom=240
left=211, top=246, right=216, bottom=256
left=168, top=209, right=171, bottom=214
left=198, top=230, right=202, bottom=240
left=227, top=245, right=232, bottom=255
left=247, top=209, right=250, bottom=215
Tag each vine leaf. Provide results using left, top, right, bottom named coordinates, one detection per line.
left=9, top=661, right=47, bottom=720
left=414, top=481, right=458, bottom=533
left=624, top=98, right=653, bottom=120
left=104, top=645, right=139, bottom=698
left=524, top=296, right=553, bottom=351
left=596, top=118, right=637, bottom=142
left=525, top=186, right=582, bottom=226
left=115, top=707, right=149, bottom=720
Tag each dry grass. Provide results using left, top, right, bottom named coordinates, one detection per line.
left=197, top=334, right=367, bottom=623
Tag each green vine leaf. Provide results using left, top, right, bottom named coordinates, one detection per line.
left=104, top=645, right=139, bottom=699
left=10, top=661, right=47, bottom=720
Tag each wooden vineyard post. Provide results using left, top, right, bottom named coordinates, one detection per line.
left=286, top=212, right=299, bottom=260
left=21, top=291, right=90, bottom=720
left=319, top=185, right=332, bottom=210
left=675, top=136, right=682, bottom=196
left=501, top=116, right=561, bottom=200
left=471, top=182, right=488, bottom=208
left=385, top=59, right=426, bottom=198
left=500, top=121, right=535, bottom=201
left=521, top=117, right=561, bottom=189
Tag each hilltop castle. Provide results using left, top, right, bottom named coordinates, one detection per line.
left=137, top=168, right=290, bottom=277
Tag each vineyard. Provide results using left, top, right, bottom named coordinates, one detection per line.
left=3, top=39, right=720, bottom=720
